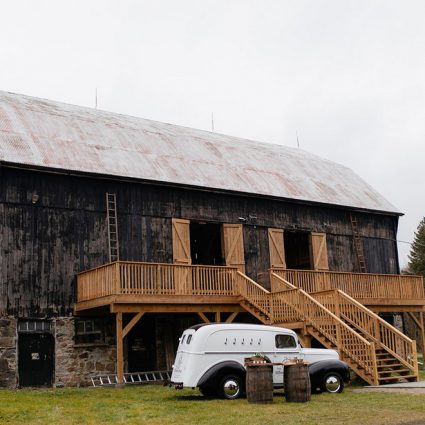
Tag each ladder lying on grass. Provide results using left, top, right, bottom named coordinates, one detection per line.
left=91, top=370, right=172, bottom=387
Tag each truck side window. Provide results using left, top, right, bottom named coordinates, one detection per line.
left=275, top=334, right=297, bottom=349
left=187, top=335, right=192, bottom=344
left=180, top=335, right=186, bottom=345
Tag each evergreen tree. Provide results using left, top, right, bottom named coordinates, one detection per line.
left=408, top=217, right=425, bottom=276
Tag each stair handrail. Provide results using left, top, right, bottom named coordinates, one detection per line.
left=270, top=273, right=375, bottom=379
left=334, top=288, right=417, bottom=372
left=236, top=271, right=271, bottom=316
left=270, top=275, right=371, bottom=347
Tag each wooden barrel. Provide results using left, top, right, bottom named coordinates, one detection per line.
left=245, top=363, right=273, bottom=404
left=284, top=362, right=311, bottom=403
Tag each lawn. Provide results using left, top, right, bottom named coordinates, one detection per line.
left=1, top=385, right=424, bottom=425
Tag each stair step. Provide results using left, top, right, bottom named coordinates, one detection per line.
left=376, top=357, right=399, bottom=361
left=377, top=363, right=403, bottom=369
left=378, top=375, right=417, bottom=382
left=378, top=368, right=412, bottom=375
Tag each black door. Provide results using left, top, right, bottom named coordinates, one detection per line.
left=18, top=333, right=54, bottom=387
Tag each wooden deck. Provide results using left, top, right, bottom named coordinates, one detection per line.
left=272, top=269, right=425, bottom=312
left=75, top=261, right=424, bottom=386
left=75, top=262, right=244, bottom=314
left=76, top=262, right=425, bottom=313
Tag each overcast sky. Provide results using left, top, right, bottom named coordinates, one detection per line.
left=1, top=0, right=423, bottom=267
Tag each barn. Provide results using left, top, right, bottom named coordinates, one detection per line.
left=0, top=91, right=424, bottom=388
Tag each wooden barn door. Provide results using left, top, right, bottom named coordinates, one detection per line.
left=172, top=218, right=191, bottom=294
left=310, top=232, right=329, bottom=271
left=268, top=228, right=286, bottom=269
left=222, top=224, right=245, bottom=273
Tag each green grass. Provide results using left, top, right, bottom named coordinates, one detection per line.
left=0, top=385, right=424, bottom=425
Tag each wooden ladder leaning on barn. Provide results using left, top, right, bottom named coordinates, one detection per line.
left=236, top=271, right=419, bottom=386
left=106, top=193, right=120, bottom=262
left=350, top=213, right=368, bottom=273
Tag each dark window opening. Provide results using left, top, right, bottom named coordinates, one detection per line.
left=284, top=231, right=312, bottom=269
left=18, top=320, right=51, bottom=333
left=190, top=222, right=223, bottom=265
left=275, top=334, right=297, bottom=349
left=75, top=319, right=105, bottom=345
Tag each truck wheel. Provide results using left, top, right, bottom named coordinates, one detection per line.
left=321, top=372, right=344, bottom=393
left=218, top=374, right=244, bottom=399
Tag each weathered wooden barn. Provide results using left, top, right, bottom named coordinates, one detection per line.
left=0, top=91, right=424, bottom=388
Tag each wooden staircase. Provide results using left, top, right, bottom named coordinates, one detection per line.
left=236, top=270, right=419, bottom=386
left=312, top=287, right=418, bottom=384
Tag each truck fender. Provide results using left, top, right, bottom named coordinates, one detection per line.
left=197, top=361, right=246, bottom=389
left=308, top=360, right=350, bottom=392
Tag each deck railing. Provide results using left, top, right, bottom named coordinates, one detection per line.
left=236, top=271, right=270, bottom=315
left=272, top=269, right=425, bottom=301
left=77, top=261, right=238, bottom=301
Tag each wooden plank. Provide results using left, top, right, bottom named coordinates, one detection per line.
left=408, top=312, right=422, bottom=328
left=222, top=224, right=245, bottom=272
left=109, top=294, right=240, bottom=304
left=111, top=303, right=244, bottom=313
left=268, top=228, right=286, bottom=269
left=198, top=312, right=210, bottom=323
left=310, top=233, right=329, bottom=271
left=116, top=312, right=124, bottom=384
left=172, top=218, right=191, bottom=264
left=215, top=312, right=221, bottom=322
left=226, top=312, right=238, bottom=323
left=122, top=312, right=144, bottom=338
left=74, top=295, right=116, bottom=311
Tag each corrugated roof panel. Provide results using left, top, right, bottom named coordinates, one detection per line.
left=0, top=91, right=399, bottom=214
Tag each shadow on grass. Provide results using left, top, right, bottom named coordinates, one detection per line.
left=175, top=390, right=287, bottom=401
left=174, top=395, right=211, bottom=401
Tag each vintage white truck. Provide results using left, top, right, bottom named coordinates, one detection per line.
left=171, top=323, right=350, bottom=399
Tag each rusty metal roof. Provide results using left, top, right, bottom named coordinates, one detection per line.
left=0, top=91, right=399, bottom=214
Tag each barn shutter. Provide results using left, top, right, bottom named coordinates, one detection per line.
left=268, top=228, right=286, bottom=269
left=311, top=232, right=329, bottom=270
left=222, top=224, right=245, bottom=273
left=172, top=219, right=191, bottom=264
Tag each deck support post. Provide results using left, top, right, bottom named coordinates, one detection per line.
left=408, top=312, right=425, bottom=370
left=420, top=313, right=425, bottom=370
left=116, top=311, right=145, bottom=384
left=116, top=312, right=124, bottom=384
left=215, top=312, right=221, bottom=322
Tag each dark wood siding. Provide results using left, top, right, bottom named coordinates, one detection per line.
left=0, top=167, right=400, bottom=317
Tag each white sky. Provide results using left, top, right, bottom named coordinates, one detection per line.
left=0, top=0, right=423, bottom=267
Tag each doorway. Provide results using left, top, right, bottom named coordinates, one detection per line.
left=190, top=222, right=223, bottom=265
left=127, top=315, right=156, bottom=372
left=18, top=332, right=54, bottom=387
left=284, top=231, right=312, bottom=269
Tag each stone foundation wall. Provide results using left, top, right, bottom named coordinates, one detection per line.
left=0, top=317, right=17, bottom=388
left=54, top=317, right=116, bottom=387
